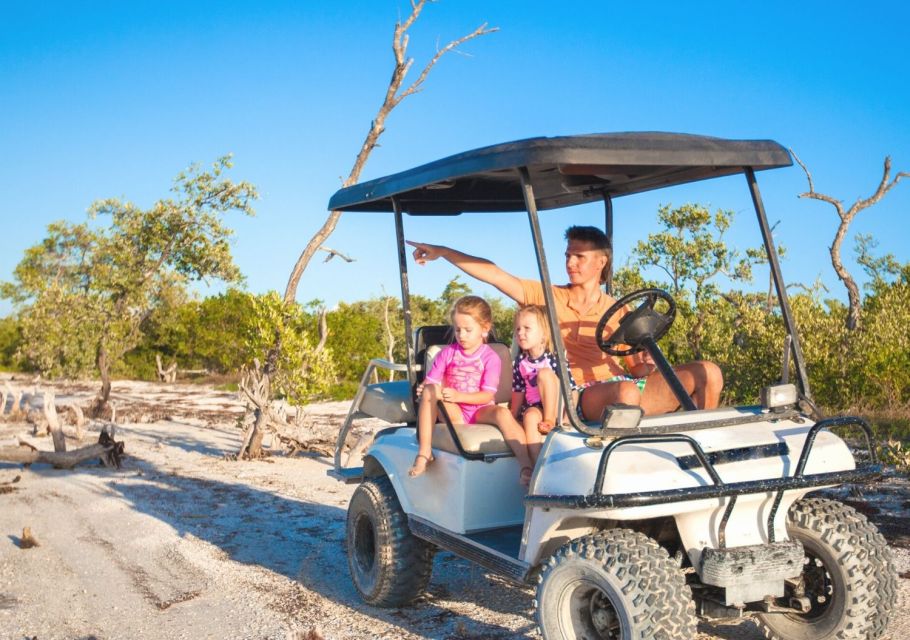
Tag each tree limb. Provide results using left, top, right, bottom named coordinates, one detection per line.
left=0, top=430, right=122, bottom=470
left=282, top=2, right=497, bottom=303
left=791, top=148, right=908, bottom=330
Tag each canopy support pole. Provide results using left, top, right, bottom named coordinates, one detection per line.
left=603, top=192, right=614, bottom=295
left=518, top=167, right=587, bottom=432
left=745, top=168, right=812, bottom=400
left=392, top=198, right=417, bottom=388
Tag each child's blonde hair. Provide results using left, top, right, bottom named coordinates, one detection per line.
left=450, top=295, right=493, bottom=339
left=515, top=304, right=552, bottom=351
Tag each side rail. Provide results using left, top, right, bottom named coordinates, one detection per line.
left=525, top=417, right=881, bottom=547
left=332, top=358, right=411, bottom=475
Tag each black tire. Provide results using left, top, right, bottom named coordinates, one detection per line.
left=756, top=497, right=898, bottom=640
left=345, top=475, right=435, bottom=607
left=535, top=529, right=696, bottom=639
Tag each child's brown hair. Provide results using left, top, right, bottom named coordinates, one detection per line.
left=450, top=295, right=493, bottom=339
left=515, top=304, right=552, bottom=351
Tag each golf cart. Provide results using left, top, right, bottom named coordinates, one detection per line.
left=327, top=133, right=896, bottom=639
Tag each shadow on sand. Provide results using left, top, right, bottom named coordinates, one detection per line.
left=96, top=452, right=537, bottom=639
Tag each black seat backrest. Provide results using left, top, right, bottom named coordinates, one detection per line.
left=415, top=325, right=452, bottom=356
left=415, top=325, right=452, bottom=386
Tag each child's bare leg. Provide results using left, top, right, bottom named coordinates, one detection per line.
left=479, top=405, right=534, bottom=484
left=410, top=385, right=440, bottom=477
left=522, top=406, right=544, bottom=465
left=536, top=368, right=559, bottom=431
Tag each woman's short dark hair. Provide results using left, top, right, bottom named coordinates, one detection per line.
left=565, top=226, right=612, bottom=284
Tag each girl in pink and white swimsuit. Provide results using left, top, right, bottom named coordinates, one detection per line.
left=423, top=341, right=501, bottom=425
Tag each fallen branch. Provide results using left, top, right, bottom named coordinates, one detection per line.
left=0, top=427, right=124, bottom=470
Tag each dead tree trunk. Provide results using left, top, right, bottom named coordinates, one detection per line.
left=792, top=150, right=908, bottom=330
left=237, top=2, right=497, bottom=458
left=43, top=391, right=66, bottom=453
left=315, top=308, right=328, bottom=353
left=92, top=344, right=113, bottom=416
left=237, top=360, right=274, bottom=459
left=155, top=354, right=178, bottom=383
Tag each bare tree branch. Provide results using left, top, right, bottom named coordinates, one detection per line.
left=282, top=2, right=497, bottom=303
left=396, top=22, right=498, bottom=103
left=791, top=148, right=908, bottom=330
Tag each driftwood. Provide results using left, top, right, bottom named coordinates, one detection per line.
left=4, top=384, right=23, bottom=419
left=344, top=432, right=376, bottom=467
left=44, top=391, right=66, bottom=452
left=68, top=403, right=86, bottom=441
left=18, top=527, right=40, bottom=549
left=0, top=385, right=7, bottom=416
left=0, top=426, right=124, bottom=470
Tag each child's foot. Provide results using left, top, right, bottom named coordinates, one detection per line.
left=537, top=420, right=554, bottom=435
left=520, top=466, right=533, bottom=486
left=408, top=453, right=434, bottom=477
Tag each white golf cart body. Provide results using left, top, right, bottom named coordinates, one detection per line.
left=327, top=133, right=892, bottom=635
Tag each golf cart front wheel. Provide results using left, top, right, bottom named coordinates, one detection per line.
left=346, top=475, right=435, bottom=607
left=535, top=529, right=695, bottom=639
left=756, top=497, right=897, bottom=640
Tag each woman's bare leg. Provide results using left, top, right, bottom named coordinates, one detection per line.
left=579, top=380, right=641, bottom=422
left=640, top=360, right=724, bottom=414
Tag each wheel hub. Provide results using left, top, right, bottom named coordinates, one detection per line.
left=590, top=589, right=620, bottom=638
left=801, top=553, right=833, bottom=618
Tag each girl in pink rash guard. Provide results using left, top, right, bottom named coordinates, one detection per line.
left=409, top=296, right=533, bottom=481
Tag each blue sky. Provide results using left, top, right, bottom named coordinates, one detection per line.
left=2, top=1, right=908, bottom=316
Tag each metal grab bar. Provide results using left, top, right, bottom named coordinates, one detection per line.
left=767, top=415, right=876, bottom=541
left=332, top=358, right=414, bottom=472
left=594, top=433, right=723, bottom=495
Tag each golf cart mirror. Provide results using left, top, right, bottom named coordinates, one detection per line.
left=761, top=383, right=798, bottom=412
left=600, top=404, right=644, bottom=430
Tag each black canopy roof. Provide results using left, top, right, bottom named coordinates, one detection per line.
left=327, top=132, right=792, bottom=214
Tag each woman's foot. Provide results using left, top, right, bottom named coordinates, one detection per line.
left=408, top=453, right=435, bottom=477
left=519, top=466, right=533, bottom=486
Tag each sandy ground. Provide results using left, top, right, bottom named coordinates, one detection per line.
left=0, top=378, right=907, bottom=640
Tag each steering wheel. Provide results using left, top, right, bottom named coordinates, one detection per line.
left=595, top=288, right=676, bottom=356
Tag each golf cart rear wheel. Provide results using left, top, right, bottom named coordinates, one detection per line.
left=756, top=497, right=897, bottom=640
left=535, top=529, right=696, bottom=639
left=346, top=476, right=435, bottom=607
